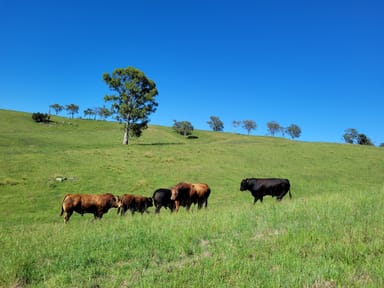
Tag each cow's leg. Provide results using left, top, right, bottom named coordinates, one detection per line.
left=175, top=201, right=180, bottom=212
left=277, top=191, right=287, bottom=201
left=253, top=196, right=263, bottom=204
left=155, top=205, right=161, bottom=213
left=142, top=203, right=148, bottom=214
left=186, top=201, right=192, bottom=211
left=94, top=211, right=103, bottom=220
left=64, top=211, right=72, bottom=223
left=254, top=197, right=262, bottom=204
left=204, top=199, right=208, bottom=208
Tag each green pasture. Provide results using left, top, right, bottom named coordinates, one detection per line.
left=0, top=109, right=383, bottom=287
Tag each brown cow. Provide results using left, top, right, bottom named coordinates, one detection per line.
left=59, top=193, right=120, bottom=223
left=170, top=182, right=211, bottom=212
left=118, top=194, right=153, bottom=215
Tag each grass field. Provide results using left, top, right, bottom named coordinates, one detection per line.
left=1, top=109, right=383, bottom=287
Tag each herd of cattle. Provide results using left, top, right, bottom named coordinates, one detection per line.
left=59, top=178, right=291, bottom=223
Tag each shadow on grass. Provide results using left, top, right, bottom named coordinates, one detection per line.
left=134, top=142, right=186, bottom=146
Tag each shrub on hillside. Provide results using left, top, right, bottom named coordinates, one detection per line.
left=173, top=120, right=194, bottom=136
left=32, top=112, right=50, bottom=123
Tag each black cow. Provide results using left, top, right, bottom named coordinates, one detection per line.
left=240, top=178, right=291, bottom=203
left=152, top=188, right=175, bottom=213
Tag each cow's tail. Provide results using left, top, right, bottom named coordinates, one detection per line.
left=288, top=187, right=292, bottom=199
left=59, top=194, right=69, bottom=216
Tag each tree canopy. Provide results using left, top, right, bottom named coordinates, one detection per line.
left=103, top=67, right=158, bottom=145
left=65, top=104, right=79, bottom=119
left=207, top=116, right=224, bottom=132
left=267, top=121, right=281, bottom=136
left=286, top=124, right=301, bottom=139
left=343, top=128, right=373, bottom=145
left=173, top=120, right=194, bottom=136
left=49, top=104, right=64, bottom=115
left=343, top=128, right=359, bottom=144
left=242, top=120, right=257, bottom=135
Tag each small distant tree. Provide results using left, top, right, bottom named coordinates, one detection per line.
left=267, top=121, right=281, bottom=136
left=342, top=128, right=373, bottom=145
left=242, top=120, right=257, bottom=135
left=98, top=106, right=112, bottom=120
left=84, top=108, right=94, bottom=119
left=357, top=133, right=373, bottom=146
left=103, top=67, right=158, bottom=145
left=50, top=104, right=64, bottom=115
left=92, top=107, right=102, bottom=120
left=173, top=120, right=194, bottom=136
left=286, top=124, right=301, bottom=139
left=232, top=120, right=241, bottom=133
left=343, top=128, right=359, bottom=144
left=65, top=104, right=79, bottom=119
left=207, top=116, right=224, bottom=132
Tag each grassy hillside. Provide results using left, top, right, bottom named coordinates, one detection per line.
left=1, top=109, right=383, bottom=287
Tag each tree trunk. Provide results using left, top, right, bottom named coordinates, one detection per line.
left=123, top=122, right=129, bottom=145
left=122, top=114, right=131, bottom=145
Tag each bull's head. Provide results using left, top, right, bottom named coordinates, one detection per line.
left=146, top=197, right=153, bottom=207
left=240, top=178, right=249, bottom=191
left=111, top=195, right=120, bottom=207
left=115, top=195, right=123, bottom=214
left=170, top=186, right=178, bottom=201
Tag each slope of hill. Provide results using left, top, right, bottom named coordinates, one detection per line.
left=1, top=109, right=383, bottom=287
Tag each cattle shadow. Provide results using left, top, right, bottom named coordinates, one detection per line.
left=134, top=142, right=185, bottom=146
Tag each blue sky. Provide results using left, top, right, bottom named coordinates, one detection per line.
left=1, top=0, right=383, bottom=144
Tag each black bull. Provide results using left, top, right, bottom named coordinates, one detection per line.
left=240, top=178, right=292, bottom=203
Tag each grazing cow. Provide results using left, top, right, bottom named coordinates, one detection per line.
left=60, top=193, right=120, bottom=223
left=118, top=194, right=153, bottom=215
left=170, top=182, right=211, bottom=212
left=152, top=188, right=175, bottom=213
left=240, top=178, right=291, bottom=203
left=134, top=195, right=153, bottom=214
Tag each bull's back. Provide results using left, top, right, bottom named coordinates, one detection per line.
left=251, top=178, right=289, bottom=189
left=120, top=194, right=135, bottom=205
left=153, top=189, right=171, bottom=201
left=192, top=183, right=210, bottom=197
left=61, top=194, right=82, bottom=210
left=62, top=194, right=102, bottom=211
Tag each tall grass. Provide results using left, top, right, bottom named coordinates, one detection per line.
left=1, top=110, right=383, bottom=287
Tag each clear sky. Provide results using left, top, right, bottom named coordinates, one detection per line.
left=1, top=0, right=383, bottom=144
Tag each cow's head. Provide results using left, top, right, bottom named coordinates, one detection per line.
left=240, top=178, right=249, bottom=191
left=171, top=182, right=191, bottom=201
left=115, top=195, right=123, bottom=208
left=170, top=185, right=179, bottom=201
left=146, top=197, right=153, bottom=207
left=104, top=193, right=121, bottom=208
left=115, top=195, right=124, bottom=215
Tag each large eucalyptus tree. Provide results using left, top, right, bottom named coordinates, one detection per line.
left=103, top=67, right=158, bottom=145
